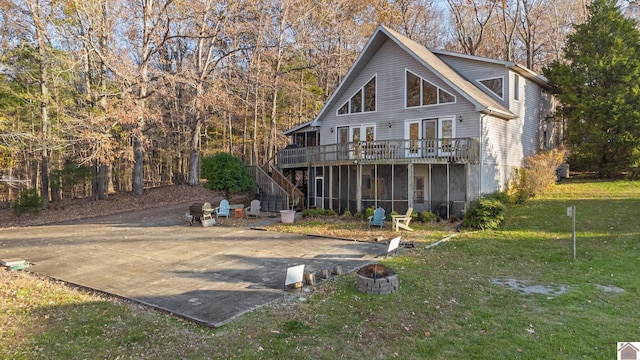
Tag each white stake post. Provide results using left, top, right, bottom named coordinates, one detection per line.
left=567, top=205, right=576, bottom=259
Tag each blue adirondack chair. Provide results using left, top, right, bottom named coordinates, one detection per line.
left=215, top=199, right=230, bottom=218
left=368, top=207, right=385, bottom=229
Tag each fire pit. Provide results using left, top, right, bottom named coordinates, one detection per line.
left=356, top=264, right=398, bottom=295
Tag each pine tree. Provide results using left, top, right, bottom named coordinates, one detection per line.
left=544, top=0, right=640, bottom=178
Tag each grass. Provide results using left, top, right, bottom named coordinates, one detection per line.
left=2, top=179, right=639, bottom=359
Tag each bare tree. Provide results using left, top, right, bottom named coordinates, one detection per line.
left=446, top=0, right=501, bottom=56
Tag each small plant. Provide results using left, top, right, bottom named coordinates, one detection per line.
left=343, top=210, right=352, bottom=217
left=326, top=209, right=337, bottom=216
left=364, top=206, right=375, bottom=219
left=419, top=210, right=436, bottom=223
left=13, top=188, right=42, bottom=216
left=388, top=210, right=398, bottom=220
left=353, top=212, right=363, bottom=219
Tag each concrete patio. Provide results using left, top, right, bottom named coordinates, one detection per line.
left=0, top=203, right=389, bottom=327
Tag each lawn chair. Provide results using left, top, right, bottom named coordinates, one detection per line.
left=368, top=207, right=385, bottom=229
left=392, top=207, right=414, bottom=232
left=215, top=199, right=230, bottom=218
left=245, top=199, right=261, bottom=219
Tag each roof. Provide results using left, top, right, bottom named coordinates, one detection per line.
left=429, top=49, right=552, bottom=90
left=283, top=120, right=315, bottom=135
left=310, top=25, right=519, bottom=127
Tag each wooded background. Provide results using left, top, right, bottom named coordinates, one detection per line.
left=0, top=0, right=635, bottom=205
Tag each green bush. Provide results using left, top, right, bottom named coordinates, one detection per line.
left=326, top=209, right=337, bottom=216
left=484, top=191, right=510, bottom=205
left=343, top=210, right=352, bottom=217
left=353, top=212, right=363, bottom=219
left=419, top=211, right=436, bottom=223
left=388, top=210, right=398, bottom=220
left=364, top=206, right=375, bottom=219
left=13, top=188, right=42, bottom=216
left=462, top=196, right=507, bottom=230
left=302, top=208, right=329, bottom=217
left=201, top=153, right=254, bottom=199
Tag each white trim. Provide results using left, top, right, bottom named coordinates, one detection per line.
left=403, top=115, right=456, bottom=157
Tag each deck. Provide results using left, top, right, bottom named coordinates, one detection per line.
left=277, top=138, right=480, bottom=168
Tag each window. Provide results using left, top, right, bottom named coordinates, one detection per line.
left=422, top=80, right=438, bottom=105
left=514, top=74, right=520, bottom=101
left=407, top=72, right=421, bottom=107
left=337, top=75, right=376, bottom=115
left=479, top=77, right=503, bottom=98
left=364, top=78, right=376, bottom=111
left=406, top=70, right=455, bottom=107
left=365, top=125, right=374, bottom=141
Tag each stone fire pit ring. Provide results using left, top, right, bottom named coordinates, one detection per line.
left=356, top=264, right=399, bottom=295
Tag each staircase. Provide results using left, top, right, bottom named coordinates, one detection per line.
left=247, top=165, right=304, bottom=211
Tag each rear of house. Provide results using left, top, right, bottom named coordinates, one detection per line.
left=277, top=25, right=558, bottom=218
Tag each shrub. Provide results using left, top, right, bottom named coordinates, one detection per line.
left=201, top=152, right=254, bottom=200
left=326, top=209, right=337, bottom=216
left=388, top=210, right=398, bottom=220
left=484, top=191, right=510, bottom=205
left=353, top=212, right=363, bottom=219
left=13, top=188, right=42, bottom=216
left=364, top=206, right=375, bottom=219
left=508, top=149, right=567, bottom=203
left=342, top=210, right=352, bottom=217
left=462, top=196, right=507, bottom=230
left=419, top=210, right=436, bottom=223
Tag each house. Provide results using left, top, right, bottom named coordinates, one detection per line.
left=276, top=25, right=559, bottom=217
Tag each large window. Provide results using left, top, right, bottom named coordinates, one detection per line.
left=406, top=70, right=456, bottom=107
left=338, top=75, right=376, bottom=115
left=479, top=77, right=503, bottom=99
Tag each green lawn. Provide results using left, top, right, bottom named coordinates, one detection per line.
left=2, top=180, right=639, bottom=359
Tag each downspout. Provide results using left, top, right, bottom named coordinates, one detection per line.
left=479, top=111, right=492, bottom=199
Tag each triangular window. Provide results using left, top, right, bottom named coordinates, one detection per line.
left=479, top=77, right=503, bottom=99
left=337, top=75, right=376, bottom=115
left=406, top=70, right=455, bottom=107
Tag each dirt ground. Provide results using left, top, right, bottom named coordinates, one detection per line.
left=0, top=185, right=230, bottom=229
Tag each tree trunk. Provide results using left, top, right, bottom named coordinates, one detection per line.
left=133, top=136, right=145, bottom=195
left=188, top=120, right=201, bottom=186
left=30, top=0, right=51, bottom=208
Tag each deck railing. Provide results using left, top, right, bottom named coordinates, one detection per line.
left=277, top=137, right=480, bottom=168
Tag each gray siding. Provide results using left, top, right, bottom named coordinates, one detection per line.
left=435, top=54, right=511, bottom=109
left=314, top=36, right=551, bottom=198
left=319, top=39, right=480, bottom=144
